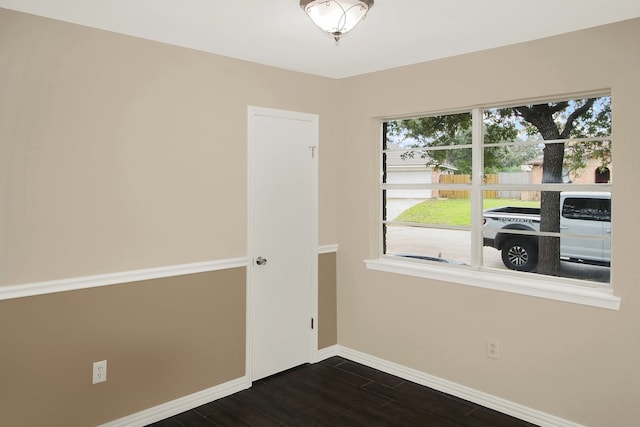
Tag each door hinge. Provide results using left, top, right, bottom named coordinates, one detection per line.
left=311, top=317, right=314, bottom=329
left=309, top=146, right=317, bottom=158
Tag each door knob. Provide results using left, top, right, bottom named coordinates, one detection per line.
left=256, top=256, right=268, bottom=266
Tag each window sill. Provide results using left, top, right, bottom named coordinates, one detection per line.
left=364, top=257, right=620, bottom=310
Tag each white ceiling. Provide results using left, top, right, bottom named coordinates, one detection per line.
left=1, top=0, right=639, bottom=79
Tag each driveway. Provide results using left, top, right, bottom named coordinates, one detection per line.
left=385, top=225, right=503, bottom=268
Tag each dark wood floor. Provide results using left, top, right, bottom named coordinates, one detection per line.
left=148, top=356, right=537, bottom=427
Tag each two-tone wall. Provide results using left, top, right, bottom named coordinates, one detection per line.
left=2, top=6, right=639, bottom=427
left=0, top=9, right=340, bottom=285
left=0, top=9, right=337, bottom=426
left=0, top=269, right=246, bottom=426
left=335, top=18, right=640, bottom=427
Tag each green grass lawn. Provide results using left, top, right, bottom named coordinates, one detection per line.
left=393, top=198, right=540, bottom=226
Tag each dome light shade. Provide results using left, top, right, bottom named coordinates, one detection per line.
left=300, top=0, right=374, bottom=42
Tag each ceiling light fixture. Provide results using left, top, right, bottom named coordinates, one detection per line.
left=300, top=0, right=374, bottom=43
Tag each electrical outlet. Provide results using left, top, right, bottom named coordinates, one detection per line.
left=487, top=339, right=499, bottom=359
left=92, top=360, right=107, bottom=384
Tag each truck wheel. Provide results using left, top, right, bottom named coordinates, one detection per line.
left=501, top=238, right=538, bottom=271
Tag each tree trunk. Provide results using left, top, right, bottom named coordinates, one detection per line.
left=513, top=100, right=597, bottom=276
left=538, top=191, right=561, bottom=275
left=537, top=136, right=564, bottom=276
left=513, top=105, right=564, bottom=276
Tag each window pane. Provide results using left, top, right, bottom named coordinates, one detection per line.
left=386, top=112, right=472, bottom=148
left=483, top=140, right=611, bottom=184
left=482, top=190, right=610, bottom=284
left=384, top=190, right=430, bottom=222
left=483, top=99, right=612, bottom=184
left=384, top=190, right=471, bottom=264
left=385, top=224, right=470, bottom=265
left=483, top=143, right=543, bottom=177
left=385, top=146, right=472, bottom=179
left=385, top=112, right=473, bottom=178
left=386, top=196, right=471, bottom=228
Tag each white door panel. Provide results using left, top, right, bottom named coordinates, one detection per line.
left=248, top=107, right=318, bottom=381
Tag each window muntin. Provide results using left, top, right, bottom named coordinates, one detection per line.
left=382, top=96, right=612, bottom=286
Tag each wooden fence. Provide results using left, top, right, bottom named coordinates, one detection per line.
left=438, top=174, right=498, bottom=199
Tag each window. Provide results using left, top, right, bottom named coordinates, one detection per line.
left=595, top=167, right=610, bottom=183
left=370, top=96, right=616, bottom=308
left=562, top=196, right=611, bottom=222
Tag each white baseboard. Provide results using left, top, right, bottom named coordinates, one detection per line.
left=101, top=346, right=339, bottom=426
left=336, top=345, right=585, bottom=427
left=98, top=344, right=583, bottom=427
left=315, top=344, right=339, bottom=361
left=98, top=376, right=251, bottom=427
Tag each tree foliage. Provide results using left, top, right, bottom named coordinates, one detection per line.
left=386, top=112, right=473, bottom=173
left=386, top=111, right=531, bottom=174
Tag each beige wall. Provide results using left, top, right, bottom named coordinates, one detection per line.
left=335, top=19, right=640, bottom=426
left=0, top=8, right=339, bottom=427
left=2, top=6, right=639, bottom=427
left=0, top=269, right=246, bottom=426
left=318, top=252, right=337, bottom=349
left=0, top=8, right=340, bottom=285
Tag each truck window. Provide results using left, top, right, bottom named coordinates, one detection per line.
left=562, top=197, right=611, bottom=222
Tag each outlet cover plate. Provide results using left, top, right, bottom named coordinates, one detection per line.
left=487, top=339, right=499, bottom=359
left=93, top=360, right=107, bottom=384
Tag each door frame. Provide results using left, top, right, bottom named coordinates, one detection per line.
left=246, top=106, right=319, bottom=382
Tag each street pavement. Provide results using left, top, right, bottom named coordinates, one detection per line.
left=385, top=199, right=610, bottom=283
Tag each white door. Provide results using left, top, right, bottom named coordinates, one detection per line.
left=248, top=106, right=318, bottom=381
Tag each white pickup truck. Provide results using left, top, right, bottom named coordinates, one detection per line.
left=483, top=192, right=611, bottom=271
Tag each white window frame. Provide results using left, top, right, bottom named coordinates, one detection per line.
left=366, top=106, right=619, bottom=310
